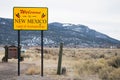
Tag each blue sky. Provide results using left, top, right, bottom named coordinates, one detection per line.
left=0, top=0, right=120, bottom=40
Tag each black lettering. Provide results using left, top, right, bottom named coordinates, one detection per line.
left=14, top=19, right=26, bottom=23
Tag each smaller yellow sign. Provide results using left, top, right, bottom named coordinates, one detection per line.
left=13, top=7, right=48, bottom=30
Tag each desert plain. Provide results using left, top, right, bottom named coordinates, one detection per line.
left=0, top=46, right=120, bottom=80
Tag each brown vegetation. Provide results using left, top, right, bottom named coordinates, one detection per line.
left=0, top=47, right=120, bottom=80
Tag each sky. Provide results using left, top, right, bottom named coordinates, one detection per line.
left=0, top=0, right=120, bottom=40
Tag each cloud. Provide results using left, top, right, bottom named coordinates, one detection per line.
left=0, top=0, right=120, bottom=40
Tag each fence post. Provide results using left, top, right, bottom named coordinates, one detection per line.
left=2, top=46, right=8, bottom=62
left=57, top=43, right=63, bottom=75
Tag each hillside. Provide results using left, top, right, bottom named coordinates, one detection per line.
left=0, top=17, right=120, bottom=47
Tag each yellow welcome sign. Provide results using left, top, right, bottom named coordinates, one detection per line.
left=13, top=7, right=48, bottom=30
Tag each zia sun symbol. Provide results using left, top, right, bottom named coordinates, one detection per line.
left=16, top=13, right=20, bottom=18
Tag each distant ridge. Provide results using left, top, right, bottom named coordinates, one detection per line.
left=0, top=17, right=120, bottom=48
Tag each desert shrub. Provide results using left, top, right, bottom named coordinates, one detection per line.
left=75, top=59, right=107, bottom=75
left=115, top=53, right=118, bottom=56
left=99, top=67, right=120, bottom=80
left=22, top=53, right=40, bottom=60
left=88, top=59, right=107, bottom=74
left=99, top=54, right=105, bottom=58
left=108, top=68, right=120, bottom=80
left=22, top=54, right=31, bottom=58
left=107, top=56, right=120, bottom=68
left=74, top=58, right=120, bottom=80
left=35, top=48, right=49, bottom=53
left=52, top=56, right=57, bottom=60
left=25, top=65, right=40, bottom=75
left=44, top=49, right=49, bottom=53
left=44, top=54, right=51, bottom=59
left=35, top=54, right=40, bottom=58
left=90, top=53, right=99, bottom=59
left=90, top=53, right=105, bottom=59
left=99, top=66, right=113, bottom=80
left=73, top=76, right=82, bottom=80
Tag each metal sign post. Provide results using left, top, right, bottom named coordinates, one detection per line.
left=13, top=7, right=48, bottom=76
left=41, top=30, right=44, bottom=76
left=18, top=30, right=21, bottom=76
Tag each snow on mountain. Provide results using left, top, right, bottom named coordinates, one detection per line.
left=62, top=23, right=74, bottom=27
left=0, top=22, right=6, bottom=24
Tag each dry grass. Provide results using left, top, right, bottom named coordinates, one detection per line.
left=25, top=65, right=40, bottom=75
left=107, top=56, right=120, bottom=68
left=1, top=46, right=120, bottom=80
left=22, top=47, right=120, bottom=80
left=74, top=59, right=107, bottom=75
left=108, top=68, right=120, bottom=80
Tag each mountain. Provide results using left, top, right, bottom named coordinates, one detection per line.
left=0, top=17, right=120, bottom=48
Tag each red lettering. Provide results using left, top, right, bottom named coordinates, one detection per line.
left=20, top=10, right=41, bottom=14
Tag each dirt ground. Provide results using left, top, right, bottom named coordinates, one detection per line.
left=0, top=61, right=76, bottom=80
left=0, top=62, right=100, bottom=80
left=0, top=62, right=58, bottom=80
left=0, top=47, right=72, bottom=80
